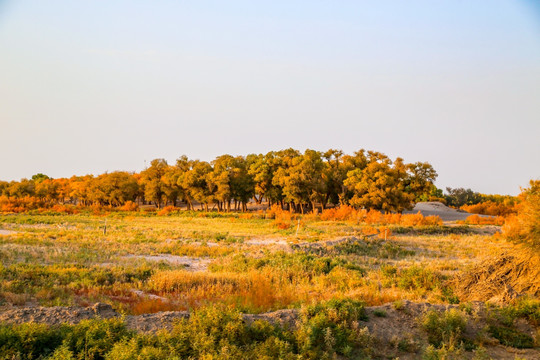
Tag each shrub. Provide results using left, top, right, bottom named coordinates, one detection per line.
left=487, top=325, right=534, bottom=349
left=156, top=206, right=179, bottom=216
left=118, top=201, right=138, bottom=212
left=296, top=298, right=370, bottom=358
left=461, top=201, right=516, bottom=217
left=421, top=309, right=467, bottom=348
left=460, top=214, right=504, bottom=226
left=503, top=180, right=540, bottom=249
left=61, top=318, right=132, bottom=359
left=0, top=322, right=66, bottom=359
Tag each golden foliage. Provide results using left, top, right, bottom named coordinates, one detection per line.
left=460, top=214, right=505, bottom=226
left=461, top=201, right=516, bottom=217
left=502, top=180, right=540, bottom=248
left=320, top=207, right=442, bottom=226
left=119, top=201, right=139, bottom=211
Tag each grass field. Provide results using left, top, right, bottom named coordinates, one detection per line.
left=0, top=211, right=502, bottom=313
left=1, top=211, right=538, bottom=359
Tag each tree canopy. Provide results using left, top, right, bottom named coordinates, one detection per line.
left=0, top=148, right=440, bottom=213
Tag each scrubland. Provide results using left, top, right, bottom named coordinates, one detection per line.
left=1, top=206, right=538, bottom=359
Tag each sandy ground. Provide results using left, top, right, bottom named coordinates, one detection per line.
left=403, top=201, right=488, bottom=221
left=0, top=229, right=16, bottom=235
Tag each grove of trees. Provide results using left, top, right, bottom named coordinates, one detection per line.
left=0, top=149, right=439, bottom=213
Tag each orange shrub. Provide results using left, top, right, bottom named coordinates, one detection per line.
left=157, top=205, right=179, bottom=216
left=461, top=201, right=516, bottom=217
left=119, top=201, right=139, bottom=211
left=461, top=214, right=505, bottom=225
left=319, top=205, right=442, bottom=226
left=266, top=204, right=296, bottom=219
left=274, top=221, right=291, bottom=230
left=320, top=205, right=357, bottom=221
left=365, top=209, right=385, bottom=224
left=400, top=212, right=443, bottom=226
left=0, top=196, right=48, bottom=213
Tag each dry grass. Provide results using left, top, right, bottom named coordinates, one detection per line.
left=454, top=246, right=540, bottom=302
left=0, top=211, right=533, bottom=315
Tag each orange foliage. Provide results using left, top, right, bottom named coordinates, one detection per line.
left=0, top=196, right=48, bottom=213
left=320, top=205, right=359, bottom=221
left=400, top=213, right=443, bottom=226
left=119, top=201, right=139, bottom=211
left=157, top=205, right=179, bottom=216
left=267, top=204, right=299, bottom=230
left=461, top=201, right=516, bottom=217
left=320, top=206, right=442, bottom=226
left=50, top=204, right=79, bottom=214
left=460, top=214, right=505, bottom=225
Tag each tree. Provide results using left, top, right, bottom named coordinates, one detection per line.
left=405, top=162, right=438, bottom=201
left=445, top=187, right=481, bottom=207
left=344, top=153, right=413, bottom=212
left=94, top=172, right=139, bottom=206
left=140, top=159, right=169, bottom=208
left=35, top=179, right=59, bottom=202
left=181, top=160, right=213, bottom=211
left=31, top=173, right=50, bottom=182
left=8, top=179, right=35, bottom=198
left=69, top=175, right=94, bottom=206
left=229, top=156, right=255, bottom=211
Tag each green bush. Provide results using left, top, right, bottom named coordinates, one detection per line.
left=61, top=318, right=132, bottom=360
left=0, top=322, right=66, bottom=360
left=488, top=325, right=534, bottom=349
left=0, top=300, right=375, bottom=360
left=296, top=298, right=370, bottom=358
left=421, top=309, right=467, bottom=348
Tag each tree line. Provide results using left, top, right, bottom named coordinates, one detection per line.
left=0, top=149, right=439, bottom=213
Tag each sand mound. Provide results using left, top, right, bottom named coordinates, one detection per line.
left=454, top=248, right=540, bottom=303
left=404, top=201, right=487, bottom=221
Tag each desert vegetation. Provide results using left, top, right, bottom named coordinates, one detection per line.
left=0, top=148, right=439, bottom=213
left=1, top=161, right=538, bottom=358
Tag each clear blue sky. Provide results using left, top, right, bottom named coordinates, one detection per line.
left=1, top=0, right=539, bottom=195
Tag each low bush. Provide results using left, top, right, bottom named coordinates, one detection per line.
left=487, top=325, right=534, bottom=349
left=421, top=309, right=467, bottom=348
left=0, top=299, right=373, bottom=360
left=459, top=214, right=504, bottom=226
left=296, top=298, right=370, bottom=358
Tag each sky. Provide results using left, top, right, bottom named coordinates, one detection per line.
left=0, top=1, right=539, bottom=195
